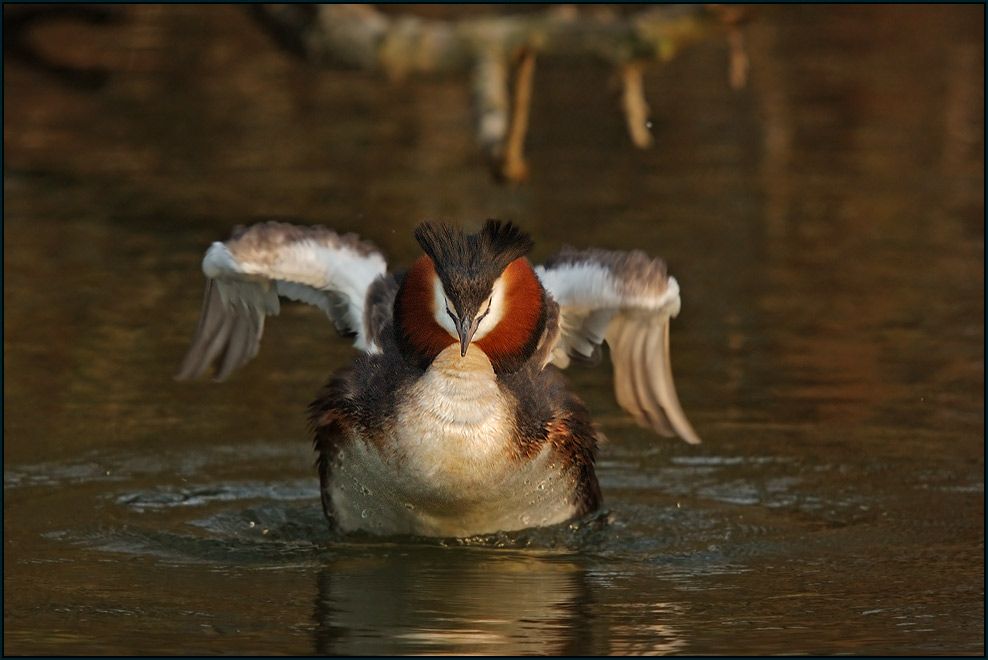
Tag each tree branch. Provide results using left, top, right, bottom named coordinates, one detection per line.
left=251, top=4, right=751, bottom=182
left=620, top=61, right=653, bottom=149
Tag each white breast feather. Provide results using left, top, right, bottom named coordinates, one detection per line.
left=396, top=346, right=512, bottom=487
left=328, top=345, right=579, bottom=536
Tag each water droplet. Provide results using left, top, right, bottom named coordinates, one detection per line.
left=248, top=521, right=256, bottom=528
left=520, top=513, right=532, bottom=525
left=361, top=509, right=371, bottom=519
left=646, top=120, right=654, bottom=130
left=404, top=502, right=416, bottom=510
left=536, top=481, right=546, bottom=491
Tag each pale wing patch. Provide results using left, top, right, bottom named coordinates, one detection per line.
left=535, top=262, right=620, bottom=367
left=240, top=238, right=386, bottom=338
left=177, top=222, right=388, bottom=381
left=537, top=251, right=699, bottom=444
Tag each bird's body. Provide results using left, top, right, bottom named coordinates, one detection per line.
left=177, top=220, right=699, bottom=538
left=315, top=342, right=598, bottom=537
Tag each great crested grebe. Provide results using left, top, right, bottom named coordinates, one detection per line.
left=177, top=220, right=699, bottom=537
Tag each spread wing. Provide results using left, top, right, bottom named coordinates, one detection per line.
left=536, top=247, right=700, bottom=444
left=175, top=221, right=389, bottom=381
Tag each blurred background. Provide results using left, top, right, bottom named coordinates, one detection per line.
left=3, top=4, right=984, bottom=655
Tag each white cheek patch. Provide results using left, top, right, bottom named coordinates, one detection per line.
left=432, top=277, right=459, bottom=338
left=472, top=276, right=506, bottom=341
left=429, top=275, right=508, bottom=345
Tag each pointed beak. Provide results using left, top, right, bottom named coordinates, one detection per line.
left=456, top=315, right=480, bottom=357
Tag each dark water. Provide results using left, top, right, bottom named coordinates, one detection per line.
left=4, top=5, right=983, bottom=655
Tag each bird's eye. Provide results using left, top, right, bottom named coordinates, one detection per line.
left=477, top=297, right=493, bottom=322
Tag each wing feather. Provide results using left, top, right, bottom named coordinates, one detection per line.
left=628, top=315, right=668, bottom=433
left=176, top=222, right=388, bottom=381
left=537, top=247, right=700, bottom=444
left=606, top=316, right=641, bottom=426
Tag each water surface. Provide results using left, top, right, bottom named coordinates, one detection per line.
left=3, top=4, right=983, bottom=655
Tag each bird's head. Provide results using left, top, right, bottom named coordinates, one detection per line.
left=394, top=220, right=547, bottom=372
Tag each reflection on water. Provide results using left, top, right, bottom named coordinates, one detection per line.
left=313, top=549, right=607, bottom=656
left=3, top=3, right=984, bottom=656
